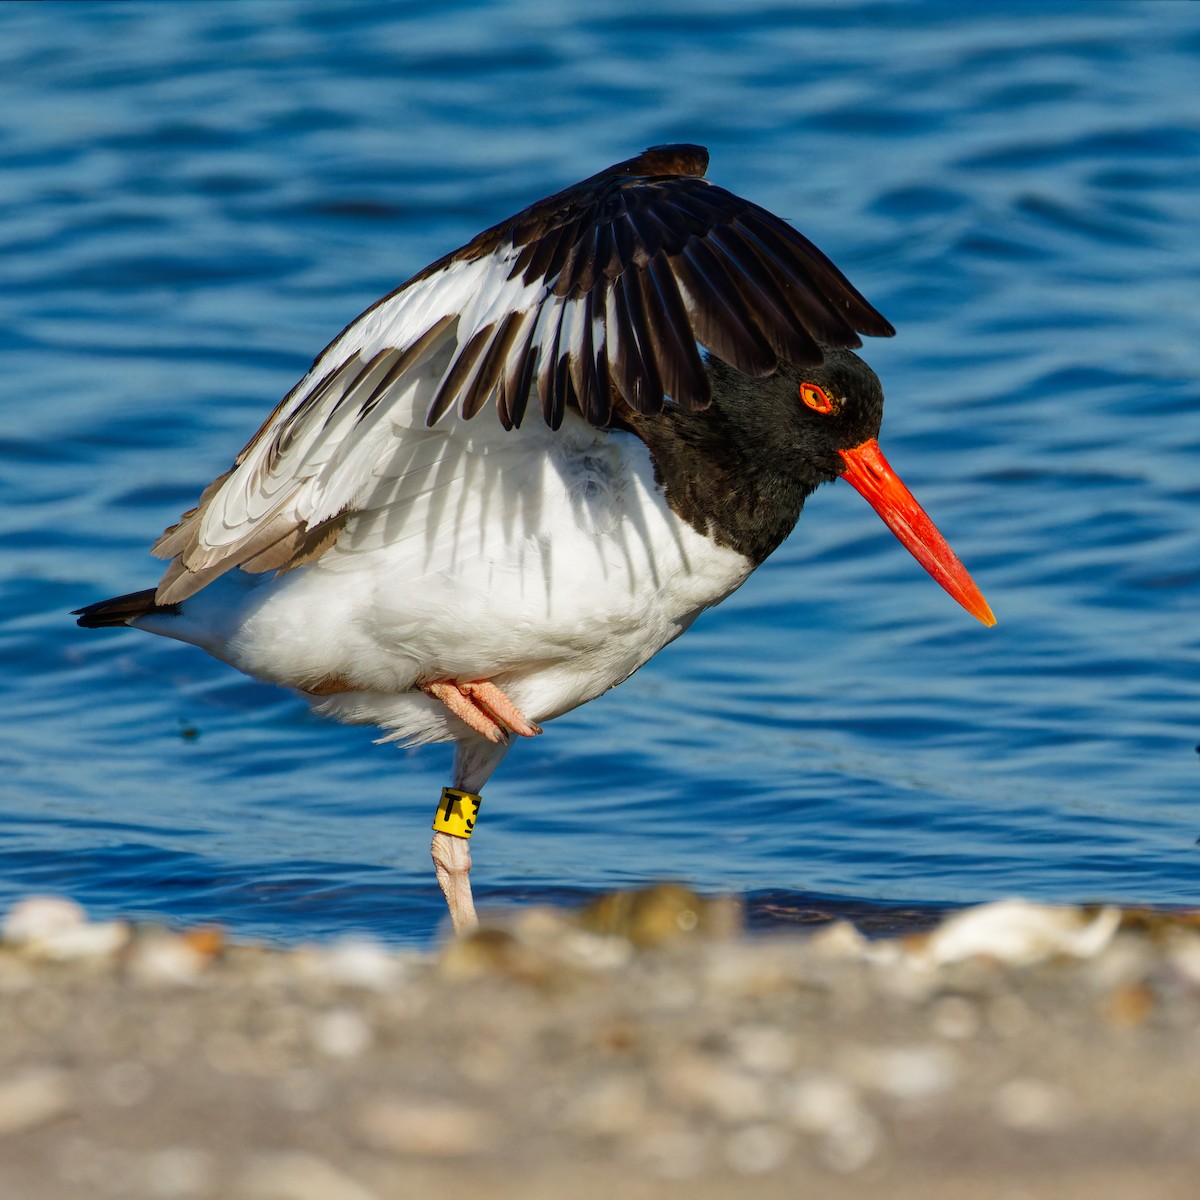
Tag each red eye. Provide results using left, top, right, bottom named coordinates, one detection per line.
left=800, top=382, right=836, bottom=414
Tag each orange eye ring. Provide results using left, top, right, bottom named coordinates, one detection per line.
left=800, top=382, right=838, bottom=414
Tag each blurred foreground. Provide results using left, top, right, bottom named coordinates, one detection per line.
left=1, top=888, right=1197, bottom=1200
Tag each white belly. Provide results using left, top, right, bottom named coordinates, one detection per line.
left=146, top=429, right=752, bottom=746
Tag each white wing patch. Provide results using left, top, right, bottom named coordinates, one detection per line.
left=153, top=249, right=550, bottom=603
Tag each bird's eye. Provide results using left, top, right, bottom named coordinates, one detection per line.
left=799, top=382, right=839, bottom=414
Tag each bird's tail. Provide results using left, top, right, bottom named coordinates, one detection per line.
left=74, top=588, right=179, bottom=629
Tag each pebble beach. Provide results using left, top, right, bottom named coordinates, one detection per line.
left=2, top=889, right=1197, bottom=1200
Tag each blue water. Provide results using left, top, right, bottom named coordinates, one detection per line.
left=2, top=1, right=1197, bottom=945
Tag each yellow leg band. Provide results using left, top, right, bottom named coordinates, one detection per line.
left=432, top=787, right=482, bottom=839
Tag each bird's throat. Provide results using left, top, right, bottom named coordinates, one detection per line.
left=624, top=401, right=813, bottom=567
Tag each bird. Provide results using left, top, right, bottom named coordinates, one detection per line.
left=76, top=144, right=994, bottom=934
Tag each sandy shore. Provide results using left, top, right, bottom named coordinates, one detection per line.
left=1, top=888, right=1197, bottom=1200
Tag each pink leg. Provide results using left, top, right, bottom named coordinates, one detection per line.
left=431, top=831, right=478, bottom=934
left=428, top=732, right=514, bottom=936
left=422, top=679, right=541, bottom=742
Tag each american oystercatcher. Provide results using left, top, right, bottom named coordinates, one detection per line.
left=76, top=145, right=994, bottom=932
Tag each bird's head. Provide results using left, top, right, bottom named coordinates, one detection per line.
left=772, top=349, right=996, bottom=628
left=775, top=349, right=886, bottom=483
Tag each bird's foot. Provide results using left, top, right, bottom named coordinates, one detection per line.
left=431, top=830, right=478, bottom=934
left=461, top=680, right=542, bottom=738
left=422, top=679, right=542, bottom=742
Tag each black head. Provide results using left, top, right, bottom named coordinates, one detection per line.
left=707, top=348, right=886, bottom=488
left=623, top=347, right=886, bottom=566
left=711, top=348, right=993, bottom=626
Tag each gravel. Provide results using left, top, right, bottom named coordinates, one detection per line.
left=1, top=888, right=1198, bottom=1200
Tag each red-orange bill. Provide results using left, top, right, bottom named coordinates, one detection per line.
left=837, top=438, right=996, bottom=627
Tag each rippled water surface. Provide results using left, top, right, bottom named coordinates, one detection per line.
left=2, top=1, right=1198, bottom=944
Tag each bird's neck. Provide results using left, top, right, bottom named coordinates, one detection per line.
left=622, top=386, right=815, bottom=567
